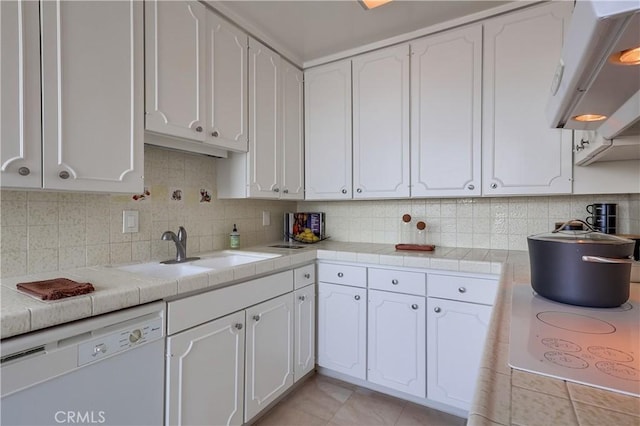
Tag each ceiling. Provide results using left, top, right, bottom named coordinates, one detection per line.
left=215, top=0, right=512, bottom=66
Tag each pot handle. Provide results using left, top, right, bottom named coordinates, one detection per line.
left=553, top=219, right=595, bottom=233
left=581, top=255, right=633, bottom=264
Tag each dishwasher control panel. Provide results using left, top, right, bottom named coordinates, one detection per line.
left=77, top=317, right=163, bottom=366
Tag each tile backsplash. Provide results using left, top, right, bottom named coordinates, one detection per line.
left=1, top=144, right=638, bottom=278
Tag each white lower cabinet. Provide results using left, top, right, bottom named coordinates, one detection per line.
left=426, top=297, right=492, bottom=411
left=317, top=282, right=367, bottom=380
left=367, top=290, right=426, bottom=398
left=166, top=310, right=245, bottom=426
left=294, top=284, right=316, bottom=381
left=245, top=292, right=295, bottom=421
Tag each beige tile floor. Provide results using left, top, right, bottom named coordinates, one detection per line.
left=253, top=374, right=466, bottom=426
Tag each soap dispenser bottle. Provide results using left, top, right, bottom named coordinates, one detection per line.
left=230, top=224, right=240, bottom=249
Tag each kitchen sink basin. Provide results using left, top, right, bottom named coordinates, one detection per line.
left=191, top=251, right=281, bottom=269
left=117, top=262, right=214, bottom=279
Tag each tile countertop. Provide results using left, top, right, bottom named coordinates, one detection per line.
left=1, top=241, right=638, bottom=425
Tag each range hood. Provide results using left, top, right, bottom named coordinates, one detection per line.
left=546, top=0, right=640, bottom=139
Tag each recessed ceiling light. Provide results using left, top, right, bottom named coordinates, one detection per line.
left=358, top=0, right=393, bottom=10
left=613, top=46, right=640, bottom=65
left=573, top=114, right=607, bottom=122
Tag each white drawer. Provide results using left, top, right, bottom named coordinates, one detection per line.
left=294, top=264, right=315, bottom=289
left=427, top=273, right=498, bottom=305
left=368, top=268, right=426, bottom=296
left=318, top=263, right=367, bottom=288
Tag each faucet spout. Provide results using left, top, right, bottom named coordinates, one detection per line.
left=161, top=229, right=187, bottom=262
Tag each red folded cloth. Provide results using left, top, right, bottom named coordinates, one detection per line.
left=395, top=244, right=436, bottom=252
left=16, top=278, right=95, bottom=300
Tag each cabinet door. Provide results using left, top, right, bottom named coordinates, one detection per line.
left=368, top=290, right=426, bottom=397
left=166, top=311, right=245, bottom=426
left=40, top=0, right=144, bottom=193
left=352, top=45, right=410, bottom=199
left=245, top=292, right=294, bottom=421
left=317, top=282, right=367, bottom=380
left=145, top=0, right=206, bottom=142
left=294, top=284, right=316, bottom=382
left=206, top=11, right=248, bottom=152
left=427, top=297, right=491, bottom=411
left=304, top=60, right=352, bottom=200
left=248, top=38, right=281, bottom=198
left=281, top=63, right=305, bottom=200
left=1, top=0, right=41, bottom=188
left=482, top=2, right=573, bottom=195
left=410, top=26, right=482, bottom=197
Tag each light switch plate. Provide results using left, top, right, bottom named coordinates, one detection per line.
left=262, top=211, right=271, bottom=226
left=123, top=210, right=139, bottom=233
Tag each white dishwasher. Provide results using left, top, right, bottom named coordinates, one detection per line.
left=1, top=301, right=165, bottom=426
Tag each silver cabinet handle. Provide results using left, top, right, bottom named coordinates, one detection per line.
left=434, top=307, right=441, bottom=313
left=490, top=183, right=498, bottom=189
left=235, top=323, right=243, bottom=330
left=467, top=184, right=474, bottom=190
left=273, top=188, right=280, bottom=192
left=253, top=315, right=260, bottom=321
left=18, top=167, right=30, bottom=176
left=283, top=189, right=289, bottom=194
left=304, top=273, right=311, bottom=279
left=341, top=189, right=347, bottom=194
left=59, top=171, right=70, bottom=179
left=298, top=295, right=306, bottom=301
left=582, top=255, right=633, bottom=264
left=195, top=126, right=203, bottom=132
left=354, top=295, right=361, bottom=301
left=411, top=304, right=418, bottom=310
left=337, top=272, right=344, bottom=278
left=356, top=188, right=362, bottom=193
left=391, top=279, right=399, bottom=285
left=211, top=130, right=219, bottom=137
left=458, top=287, right=467, bottom=293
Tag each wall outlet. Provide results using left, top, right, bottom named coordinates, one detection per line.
left=262, top=211, right=271, bottom=226
left=123, top=210, right=139, bottom=233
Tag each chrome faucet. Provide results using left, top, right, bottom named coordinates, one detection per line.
left=161, top=226, right=199, bottom=264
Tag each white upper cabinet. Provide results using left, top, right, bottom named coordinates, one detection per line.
left=352, top=45, right=410, bottom=199
left=145, top=0, right=247, bottom=155
left=1, top=0, right=41, bottom=188
left=206, top=11, right=248, bottom=152
left=410, top=25, right=482, bottom=197
left=40, top=0, right=144, bottom=192
left=304, top=60, right=353, bottom=200
left=482, top=1, right=573, bottom=195
left=281, top=62, right=305, bottom=199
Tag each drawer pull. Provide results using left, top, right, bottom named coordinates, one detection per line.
left=235, top=323, right=243, bottom=330
left=411, top=304, right=418, bottom=310
left=337, top=272, right=344, bottom=278
left=434, top=307, right=441, bottom=313
left=458, top=287, right=467, bottom=293
left=253, top=315, right=260, bottom=322
left=298, top=295, right=306, bottom=301
left=354, top=295, right=361, bottom=301
left=391, top=279, right=399, bottom=285
left=304, top=273, right=311, bottom=279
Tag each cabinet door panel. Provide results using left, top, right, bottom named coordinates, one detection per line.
left=281, top=63, right=305, bottom=200
left=206, top=11, right=248, bottom=151
left=248, top=38, right=280, bottom=198
left=304, top=61, right=352, bottom=199
left=294, top=284, right=316, bottom=381
left=166, top=311, right=245, bottom=426
left=317, top=282, right=366, bottom=379
left=483, top=2, right=573, bottom=195
left=41, top=0, right=143, bottom=192
left=353, top=45, right=410, bottom=199
left=245, top=293, right=294, bottom=421
left=410, top=26, right=482, bottom=197
left=427, top=297, right=491, bottom=410
left=368, top=290, right=426, bottom=397
left=0, top=0, right=41, bottom=188
left=145, top=0, right=205, bottom=141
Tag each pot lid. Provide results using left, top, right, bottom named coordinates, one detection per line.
left=529, top=220, right=634, bottom=245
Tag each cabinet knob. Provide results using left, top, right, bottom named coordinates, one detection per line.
left=354, top=295, right=361, bottom=301
left=356, top=188, right=362, bottom=193
left=298, top=295, right=306, bottom=301
left=391, top=279, right=399, bottom=285
left=467, top=184, right=475, bottom=190
left=195, top=126, right=203, bottom=132
left=458, top=287, right=467, bottom=293
left=434, top=307, right=441, bottom=313
left=18, top=167, right=30, bottom=176
left=337, top=272, right=344, bottom=278
left=273, top=187, right=280, bottom=192
left=341, top=189, right=347, bottom=194
left=490, top=183, right=498, bottom=189
left=253, top=315, right=260, bottom=322
left=411, top=304, right=419, bottom=310
left=59, top=170, right=70, bottom=179
left=235, top=323, right=243, bottom=330
left=212, top=130, right=219, bottom=137
left=304, top=273, right=311, bottom=279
